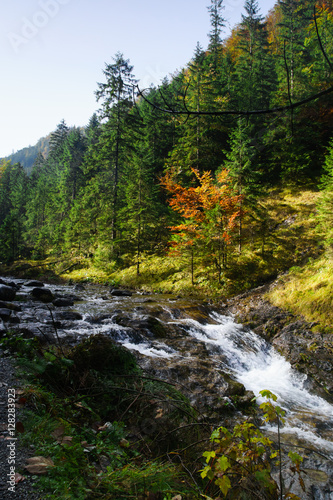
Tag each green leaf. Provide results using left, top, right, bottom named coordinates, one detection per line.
left=288, top=451, right=303, bottom=464
left=217, top=456, right=230, bottom=472
left=203, top=450, right=216, bottom=464
left=215, top=475, right=231, bottom=496
left=259, top=390, right=277, bottom=401
left=200, top=465, right=214, bottom=480
left=210, top=429, right=220, bottom=440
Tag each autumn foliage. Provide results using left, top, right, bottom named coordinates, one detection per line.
left=160, top=168, right=242, bottom=282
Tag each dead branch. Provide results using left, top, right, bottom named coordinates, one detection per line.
left=137, top=84, right=333, bottom=118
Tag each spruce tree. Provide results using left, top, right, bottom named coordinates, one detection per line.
left=235, top=0, right=277, bottom=112
left=94, top=53, right=138, bottom=243
left=223, top=119, right=260, bottom=253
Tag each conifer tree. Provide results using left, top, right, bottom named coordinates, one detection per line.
left=94, top=52, right=138, bottom=243
left=223, top=119, right=259, bottom=252
left=0, top=161, right=28, bottom=261
left=235, top=0, right=277, bottom=112
left=207, top=0, right=226, bottom=65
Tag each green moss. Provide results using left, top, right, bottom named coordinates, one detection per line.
left=267, top=253, right=333, bottom=332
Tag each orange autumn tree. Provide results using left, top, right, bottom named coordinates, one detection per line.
left=160, top=168, right=242, bottom=284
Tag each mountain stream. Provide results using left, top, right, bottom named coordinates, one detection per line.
left=3, top=279, right=333, bottom=497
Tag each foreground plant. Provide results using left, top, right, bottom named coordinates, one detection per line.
left=200, top=390, right=304, bottom=499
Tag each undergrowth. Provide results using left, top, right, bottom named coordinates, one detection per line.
left=1, top=331, right=203, bottom=499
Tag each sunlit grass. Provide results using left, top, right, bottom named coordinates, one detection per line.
left=267, top=253, right=333, bottom=331
left=61, top=264, right=110, bottom=284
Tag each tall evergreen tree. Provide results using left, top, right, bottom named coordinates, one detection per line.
left=94, top=52, right=138, bottom=243
left=235, top=0, right=277, bottom=111
left=207, top=0, right=226, bottom=63
left=223, top=119, right=260, bottom=252
left=0, top=161, right=28, bottom=261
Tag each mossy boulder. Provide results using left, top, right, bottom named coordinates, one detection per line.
left=70, top=334, right=137, bottom=375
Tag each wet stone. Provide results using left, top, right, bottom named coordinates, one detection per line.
left=0, top=309, right=12, bottom=321
left=53, top=298, right=74, bottom=307
left=0, top=301, right=21, bottom=311
left=74, top=284, right=85, bottom=291
left=30, top=287, right=54, bottom=303
left=86, top=313, right=114, bottom=324
left=8, top=315, right=20, bottom=324
left=54, top=311, right=83, bottom=321
left=0, top=285, right=16, bottom=302
left=24, top=280, right=45, bottom=287
left=110, top=289, right=133, bottom=297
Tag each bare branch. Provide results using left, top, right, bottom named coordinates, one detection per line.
left=136, top=84, right=333, bottom=118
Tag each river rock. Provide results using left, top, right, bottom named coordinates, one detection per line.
left=110, top=289, right=133, bottom=297
left=53, top=298, right=74, bottom=307
left=74, top=283, right=85, bottom=291
left=0, top=301, right=21, bottom=312
left=54, top=311, right=83, bottom=321
left=30, top=287, right=55, bottom=303
left=25, top=280, right=44, bottom=287
left=86, top=313, right=114, bottom=324
left=0, top=308, right=12, bottom=321
left=0, top=285, right=16, bottom=301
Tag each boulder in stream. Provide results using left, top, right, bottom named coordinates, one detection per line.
left=25, top=280, right=45, bottom=287
left=30, top=287, right=54, bottom=303
left=110, top=289, right=133, bottom=297
left=0, top=284, right=16, bottom=301
left=53, top=298, right=74, bottom=307
left=54, top=311, right=83, bottom=321
left=0, top=300, right=21, bottom=312
left=0, top=308, right=12, bottom=321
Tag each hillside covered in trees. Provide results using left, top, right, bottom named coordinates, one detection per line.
left=1, top=0, right=333, bottom=318
left=1, top=135, right=51, bottom=174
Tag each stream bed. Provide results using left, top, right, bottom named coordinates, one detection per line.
left=1, top=277, right=333, bottom=498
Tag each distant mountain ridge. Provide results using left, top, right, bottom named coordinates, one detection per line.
left=2, top=135, right=51, bottom=173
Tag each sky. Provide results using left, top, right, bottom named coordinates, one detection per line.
left=0, top=0, right=277, bottom=158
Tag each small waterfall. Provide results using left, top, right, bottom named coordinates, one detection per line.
left=173, top=311, right=333, bottom=458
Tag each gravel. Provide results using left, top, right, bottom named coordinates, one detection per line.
left=0, top=353, right=42, bottom=499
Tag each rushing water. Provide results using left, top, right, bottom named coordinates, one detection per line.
left=176, top=312, right=333, bottom=458
left=10, top=280, right=333, bottom=461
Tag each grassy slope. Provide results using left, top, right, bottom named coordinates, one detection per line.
left=267, top=253, right=333, bottom=332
